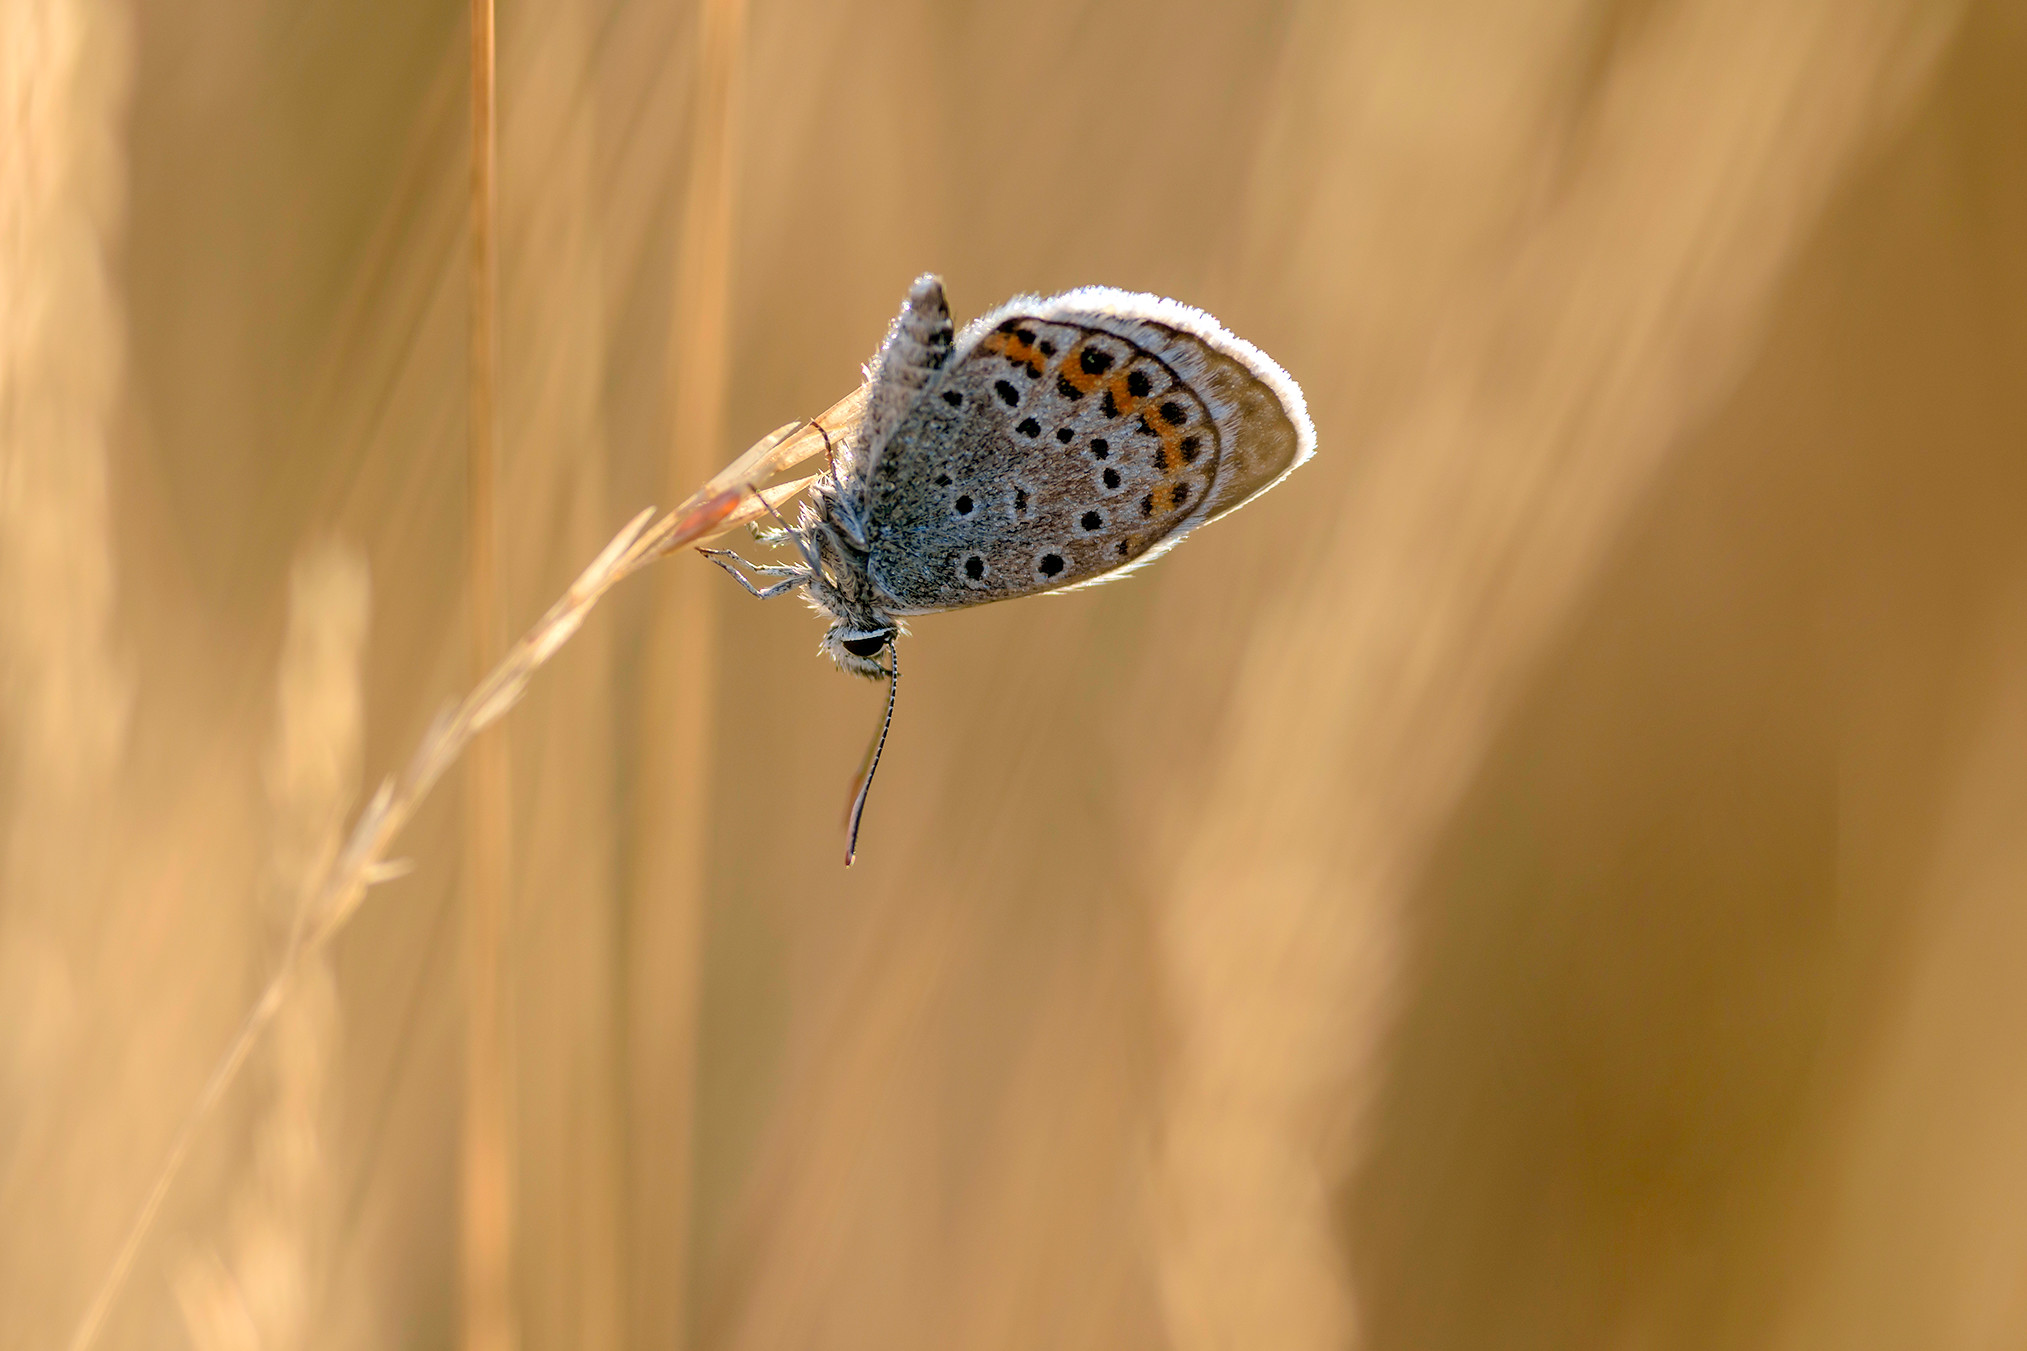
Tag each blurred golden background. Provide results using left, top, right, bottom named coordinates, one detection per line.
left=5, top=0, right=2026, bottom=1347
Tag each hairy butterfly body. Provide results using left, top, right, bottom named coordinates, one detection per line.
left=705, top=275, right=1314, bottom=861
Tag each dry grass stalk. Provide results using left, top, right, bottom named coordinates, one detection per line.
left=462, top=0, right=514, bottom=1346
left=0, top=0, right=133, bottom=1005
left=1151, top=2, right=1959, bottom=1346
left=630, top=0, right=748, bottom=1343
left=175, top=542, right=369, bottom=1351
left=62, top=391, right=857, bottom=1351
left=0, top=0, right=132, bottom=1344
left=492, top=1, right=629, bottom=1336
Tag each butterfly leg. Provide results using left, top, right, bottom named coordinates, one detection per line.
left=745, top=491, right=826, bottom=576
left=700, top=548, right=806, bottom=600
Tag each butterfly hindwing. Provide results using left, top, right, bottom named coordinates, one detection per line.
left=862, top=289, right=1311, bottom=613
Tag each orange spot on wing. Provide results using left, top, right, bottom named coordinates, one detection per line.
left=980, top=328, right=1043, bottom=376
left=1105, top=373, right=1144, bottom=417
left=1115, top=377, right=1197, bottom=477
left=1057, top=346, right=1102, bottom=395
left=1150, top=391, right=1212, bottom=484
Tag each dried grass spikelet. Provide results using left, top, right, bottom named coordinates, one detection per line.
left=68, top=389, right=862, bottom=1351
left=306, top=397, right=853, bottom=948
left=176, top=542, right=368, bottom=1351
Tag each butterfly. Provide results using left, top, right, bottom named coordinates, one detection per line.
left=705, top=274, right=1314, bottom=861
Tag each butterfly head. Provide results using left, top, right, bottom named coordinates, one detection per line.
left=821, top=620, right=897, bottom=678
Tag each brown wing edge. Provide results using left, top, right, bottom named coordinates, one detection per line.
left=1169, top=328, right=1311, bottom=522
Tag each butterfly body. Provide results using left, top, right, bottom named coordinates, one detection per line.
left=704, top=275, right=1312, bottom=859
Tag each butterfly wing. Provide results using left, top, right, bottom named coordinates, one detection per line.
left=861, top=288, right=1314, bottom=613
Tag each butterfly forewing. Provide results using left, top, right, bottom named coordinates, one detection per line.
left=863, top=290, right=1305, bottom=613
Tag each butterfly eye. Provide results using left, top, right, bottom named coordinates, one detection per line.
left=841, top=632, right=891, bottom=659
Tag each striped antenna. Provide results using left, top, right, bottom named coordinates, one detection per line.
left=844, top=640, right=898, bottom=865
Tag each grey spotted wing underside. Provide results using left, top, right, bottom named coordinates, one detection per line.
left=862, top=290, right=1312, bottom=613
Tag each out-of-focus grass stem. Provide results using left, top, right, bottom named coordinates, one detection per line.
left=630, top=0, right=748, bottom=1344
left=462, top=0, right=515, bottom=1349
left=59, top=363, right=853, bottom=1351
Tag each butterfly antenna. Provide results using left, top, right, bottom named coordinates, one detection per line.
left=815, top=420, right=837, bottom=484
left=844, top=640, right=898, bottom=866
